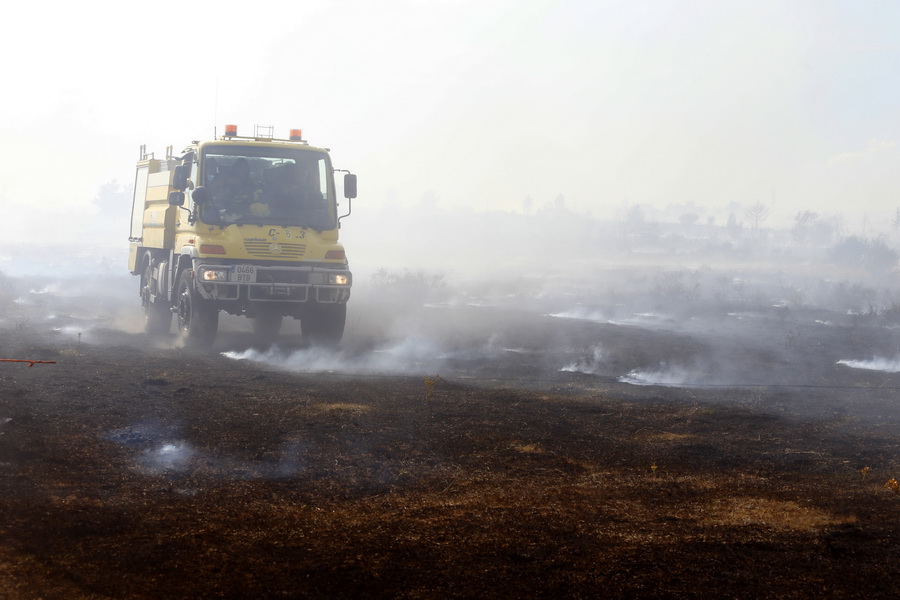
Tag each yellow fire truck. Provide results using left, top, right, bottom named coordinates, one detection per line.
left=128, top=125, right=356, bottom=348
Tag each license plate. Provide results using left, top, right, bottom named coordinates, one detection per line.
left=233, top=265, right=257, bottom=283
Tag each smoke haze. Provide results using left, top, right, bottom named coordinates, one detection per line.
left=3, top=1, right=900, bottom=430
left=4, top=1, right=900, bottom=239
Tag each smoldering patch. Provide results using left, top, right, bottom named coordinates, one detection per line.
left=138, top=441, right=197, bottom=475
left=107, top=423, right=197, bottom=476
left=106, top=422, right=170, bottom=447
left=502, top=347, right=539, bottom=354
left=727, top=311, right=765, bottom=320
left=50, top=324, right=86, bottom=337
left=560, top=345, right=606, bottom=375
left=607, top=312, right=678, bottom=327
left=15, top=285, right=60, bottom=304
left=549, top=308, right=682, bottom=330
left=618, top=363, right=703, bottom=387
left=837, top=356, right=900, bottom=373
left=223, top=334, right=505, bottom=375
left=106, top=423, right=305, bottom=480
left=548, top=308, right=609, bottom=323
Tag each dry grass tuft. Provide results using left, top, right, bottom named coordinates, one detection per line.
left=509, top=442, right=545, bottom=455
left=423, top=375, right=441, bottom=399
left=707, top=497, right=856, bottom=531
left=642, top=431, right=695, bottom=442
left=308, top=403, right=371, bottom=413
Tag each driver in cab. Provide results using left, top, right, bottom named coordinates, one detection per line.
left=210, top=157, right=268, bottom=221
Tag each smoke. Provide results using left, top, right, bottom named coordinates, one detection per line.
left=550, top=309, right=609, bottom=324
left=106, top=421, right=291, bottom=480
left=223, top=331, right=506, bottom=376
left=618, top=364, right=702, bottom=387
left=139, top=442, right=197, bottom=476
left=555, top=326, right=706, bottom=386
left=4, top=186, right=900, bottom=429
left=104, top=416, right=443, bottom=487
left=837, top=356, right=900, bottom=373
left=560, top=345, right=606, bottom=375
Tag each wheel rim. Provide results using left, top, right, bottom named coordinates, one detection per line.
left=141, top=266, right=152, bottom=315
left=178, top=286, right=193, bottom=332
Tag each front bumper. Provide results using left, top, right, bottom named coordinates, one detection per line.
left=195, top=263, right=352, bottom=303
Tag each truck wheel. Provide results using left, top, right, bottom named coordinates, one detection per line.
left=176, top=269, right=218, bottom=348
left=302, top=303, right=346, bottom=346
left=252, top=311, right=282, bottom=347
left=142, top=263, right=172, bottom=334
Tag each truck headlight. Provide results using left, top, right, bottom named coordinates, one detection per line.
left=199, top=267, right=229, bottom=282
left=329, top=273, right=350, bottom=285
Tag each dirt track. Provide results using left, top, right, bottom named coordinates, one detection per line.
left=2, top=277, right=900, bottom=599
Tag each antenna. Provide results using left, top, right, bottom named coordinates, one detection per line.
left=213, top=77, right=219, bottom=138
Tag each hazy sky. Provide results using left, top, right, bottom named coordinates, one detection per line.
left=2, top=0, right=900, bottom=244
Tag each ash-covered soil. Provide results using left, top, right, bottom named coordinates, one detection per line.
left=2, top=274, right=900, bottom=599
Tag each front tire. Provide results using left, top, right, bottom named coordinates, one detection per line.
left=142, top=262, right=172, bottom=335
left=176, top=269, right=218, bottom=349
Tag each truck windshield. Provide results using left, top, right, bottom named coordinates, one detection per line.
left=199, top=145, right=336, bottom=230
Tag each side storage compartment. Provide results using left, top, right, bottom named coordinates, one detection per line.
left=142, top=170, right=178, bottom=250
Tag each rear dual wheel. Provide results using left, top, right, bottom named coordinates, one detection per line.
left=142, top=262, right=172, bottom=335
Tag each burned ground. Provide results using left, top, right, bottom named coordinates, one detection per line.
left=1, top=274, right=900, bottom=599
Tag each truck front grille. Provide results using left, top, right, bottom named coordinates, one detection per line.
left=243, top=240, right=306, bottom=259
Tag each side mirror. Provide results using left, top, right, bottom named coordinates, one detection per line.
left=172, top=152, right=195, bottom=191
left=343, top=173, right=357, bottom=199
left=168, top=191, right=185, bottom=206
left=192, top=186, right=211, bottom=205
left=172, top=165, right=188, bottom=191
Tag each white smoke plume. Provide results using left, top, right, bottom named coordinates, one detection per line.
left=560, top=345, right=606, bottom=375
left=223, top=333, right=505, bottom=376
left=837, top=356, right=900, bottom=373
left=618, top=363, right=701, bottom=387
left=549, top=308, right=609, bottom=324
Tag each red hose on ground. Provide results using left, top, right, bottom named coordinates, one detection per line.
left=0, top=359, right=57, bottom=367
